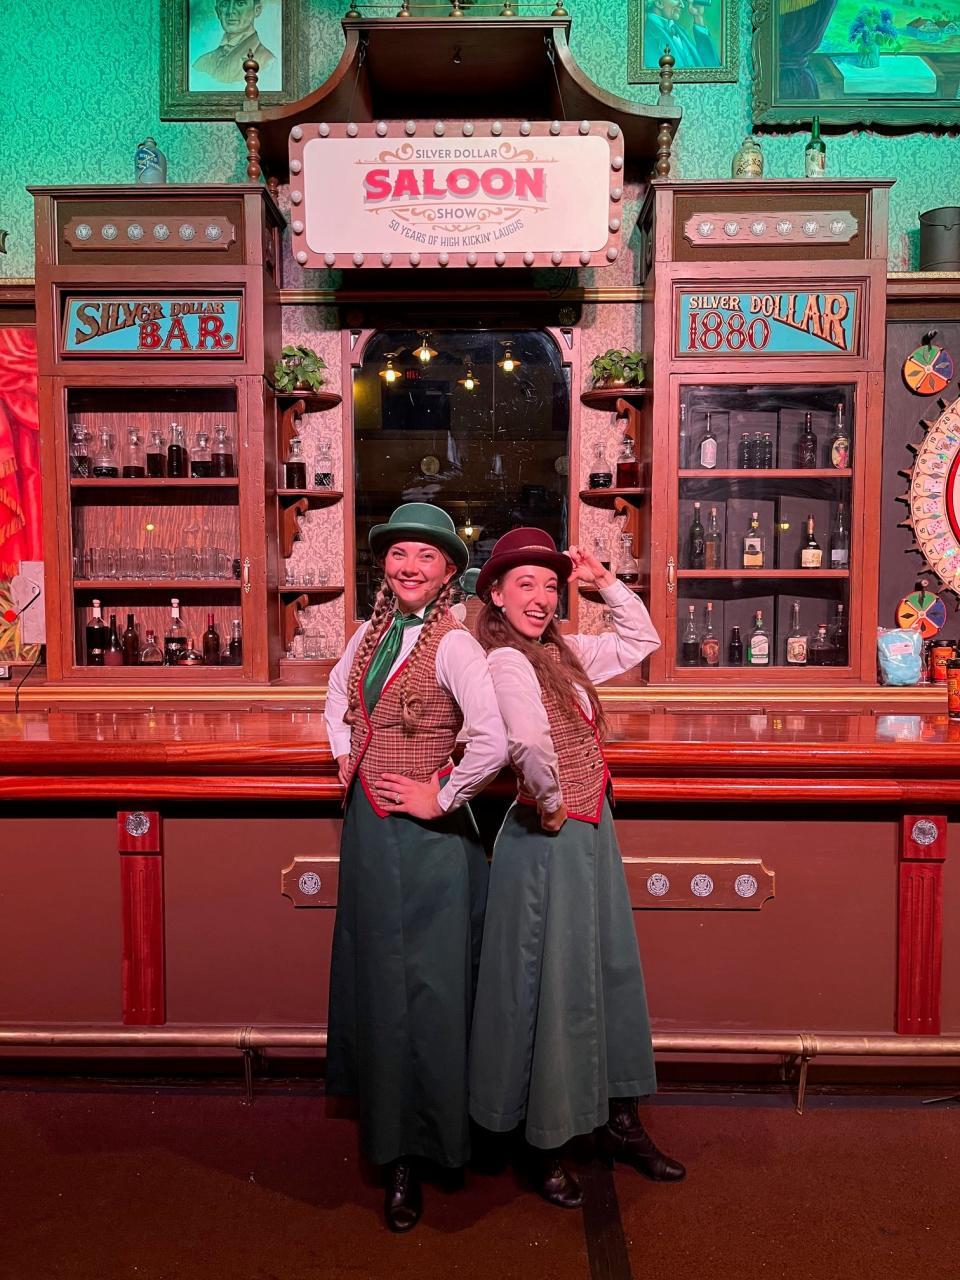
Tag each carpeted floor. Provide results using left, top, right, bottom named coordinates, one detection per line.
left=0, top=1082, right=957, bottom=1280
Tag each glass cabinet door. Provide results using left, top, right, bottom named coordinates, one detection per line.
left=674, top=382, right=854, bottom=675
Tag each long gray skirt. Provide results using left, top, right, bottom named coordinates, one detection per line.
left=469, top=799, right=657, bottom=1150
left=326, top=783, right=488, bottom=1168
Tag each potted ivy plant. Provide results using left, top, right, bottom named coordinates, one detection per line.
left=273, top=344, right=327, bottom=393
left=589, top=348, right=646, bottom=389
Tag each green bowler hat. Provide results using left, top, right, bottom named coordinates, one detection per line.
left=369, top=501, right=470, bottom=573
left=460, top=567, right=480, bottom=597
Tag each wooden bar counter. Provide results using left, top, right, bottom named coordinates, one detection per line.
left=2, top=699, right=959, bottom=1073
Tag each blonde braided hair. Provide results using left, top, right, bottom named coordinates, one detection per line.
left=344, top=579, right=396, bottom=725
left=397, top=577, right=458, bottom=733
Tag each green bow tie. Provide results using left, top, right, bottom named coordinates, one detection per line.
left=362, top=610, right=427, bottom=712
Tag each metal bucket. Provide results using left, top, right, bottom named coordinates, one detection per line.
left=919, top=207, right=960, bottom=272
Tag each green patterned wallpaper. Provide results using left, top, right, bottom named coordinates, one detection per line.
left=2, top=1, right=957, bottom=279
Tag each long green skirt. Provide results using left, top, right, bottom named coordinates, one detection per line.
left=326, top=783, right=488, bottom=1168
left=468, top=799, right=657, bottom=1150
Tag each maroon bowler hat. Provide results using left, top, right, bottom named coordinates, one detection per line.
left=474, top=527, right=573, bottom=602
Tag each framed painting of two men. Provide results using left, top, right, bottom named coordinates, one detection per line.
left=628, top=0, right=739, bottom=82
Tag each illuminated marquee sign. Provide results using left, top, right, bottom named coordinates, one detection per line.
left=61, top=296, right=243, bottom=357
left=907, top=395, right=960, bottom=595
left=288, top=120, right=625, bottom=270
left=676, top=288, right=859, bottom=357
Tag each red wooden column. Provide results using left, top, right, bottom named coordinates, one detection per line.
left=896, top=815, right=946, bottom=1035
left=118, top=811, right=166, bottom=1025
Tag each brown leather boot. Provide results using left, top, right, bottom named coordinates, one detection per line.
left=597, top=1101, right=686, bottom=1182
left=383, top=1158, right=423, bottom=1232
left=530, top=1150, right=584, bottom=1209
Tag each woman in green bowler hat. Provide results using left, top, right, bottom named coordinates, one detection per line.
left=468, top=529, right=685, bottom=1208
left=324, top=503, right=507, bottom=1233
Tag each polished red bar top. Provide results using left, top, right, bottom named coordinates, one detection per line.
left=0, top=706, right=958, bottom=803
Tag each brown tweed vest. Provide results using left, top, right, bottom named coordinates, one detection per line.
left=347, top=611, right=465, bottom=818
left=517, top=644, right=608, bottom=824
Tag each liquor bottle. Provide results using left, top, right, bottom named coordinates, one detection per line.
left=699, top=413, right=718, bottom=469
left=830, top=503, right=849, bottom=569
left=614, top=531, right=640, bottom=585
left=785, top=600, right=808, bottom=666
left=616, top=434, right=640, bottom=488
left=314, top=436, right=334, bottom=489
left=69, top=422, right=91, bottom=478
left=178, top=636, right=204, bottom=667
left=800, top=514, right=823, bottom=568
left=804, top=116, right=826, bottom=178
left=85, top=598, right=106, bottom=666
left=742, top=511, right=764, bottom=569
left=122, top=429, right=146, bottom=478
left=751, top=432, right=764, bottom=470
left=140, top=629, right=163, bottom=666
left=211, top=424, right=235, bottom=478
left=104, top=614, right=124, bottom=666
left=227, top=619, right=243, bottom=666
left=737, top=432, right=751, bottom=469
left=747, top=611, right=770, bottom=666
left=699, top=602, right=720, bottom=667
left=688, top=501, right=706, bottom=569
left=728, top=625, right=744, bottom=666
left=167, top=422, right=187, bottom=478
left=191, top=430, right=213, bottom=478
left=593, top=535, right=611, bottom=573
left=92, top=428, right=119, bottom=478
left=830, top=403, right=850, bottom=469
left=704, top=505, right=723, bottom=570
left=808, top=623, right=832, bottom=665
left=589, top=440, right=613, bottom=489
left=796, top=413, right=818, bottom=468
left=284, top=437, right=307, bottom=489
left=163, top=597, right=188, bottom=665
left=829, top=602, right=848, bottom=666
left=121, top=612, right=139, bottom=665
left=678, top=403, right=689, bottom=469
left=202, top=613, right=221, bottom=665
left=762, top=433, right=774, bottom=470
left=146, top=427, right=167, bottom=477
left=680, top=604, right=700, bottom=666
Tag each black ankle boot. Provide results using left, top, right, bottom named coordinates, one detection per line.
left=530, top=1150, right=584, bottom=1209
left=383, top=1158, right=423, bottom=1232
left=597, top=1107, right=686, bottom=1182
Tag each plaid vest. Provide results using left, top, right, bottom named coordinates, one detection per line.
left=346, top=611, right=465, bottom=817
left=518, top=646, right=608, bottom=824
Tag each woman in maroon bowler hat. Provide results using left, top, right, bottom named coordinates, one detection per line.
left=468, top=528, right=685, bottom=1207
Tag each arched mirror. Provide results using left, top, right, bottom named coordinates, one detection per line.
left=352, top=329, right=571, bottom=615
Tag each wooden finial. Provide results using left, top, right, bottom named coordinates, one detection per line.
left=245, top=124, right=262, bottom=182
left=449, top=0, right=464, bottom=15
left=500, top=0, right=517, bottom=12
left=658, top=47, right=675, bottom=100
left=267, top=175, right=280, bottom=197
left=344, top=3, right=362, bottom=15
left=243, top=50, right=260, bottom=107
left=551, top=1, right=570, bottom=15
left=396, top=0, right=410, bottom=13
left=655, top=121, right=673, bottom=178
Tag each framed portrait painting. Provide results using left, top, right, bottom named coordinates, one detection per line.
left=627, top=0, right=740, bottom=82
left=753, top=0, right=960, bottom=127
left=160, top=0, right=305, bottom=121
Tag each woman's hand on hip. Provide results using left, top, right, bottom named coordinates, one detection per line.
left=376, top=770, right=444, bottom=820
left=539, top=802, right=567, bottom=833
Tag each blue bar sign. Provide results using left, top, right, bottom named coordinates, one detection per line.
left=62, top=296, right=242, bottom=357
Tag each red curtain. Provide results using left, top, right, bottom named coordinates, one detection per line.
left=0, top=328, right=41, bottom=578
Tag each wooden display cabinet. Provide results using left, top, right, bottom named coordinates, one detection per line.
left=32, top=184, right=283, bottom=685
left=637, top=179, right=891, bottom=684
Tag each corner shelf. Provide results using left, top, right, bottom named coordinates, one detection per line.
left=272, top=390, right=342, bottom=410
left=580, top=387, right=651, bottom=411
left=580, top=486, right=648, bottom=503
left=677, top=569, right=849, bottom=580
left=276, top=488, right=343, bottom=505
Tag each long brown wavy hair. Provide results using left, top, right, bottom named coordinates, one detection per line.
left=476, top=587, right=608, bottom=739
left=345, top=570, right=459, bottom=734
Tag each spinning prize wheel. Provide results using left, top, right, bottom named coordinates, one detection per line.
left=895, top=585, right=947, bottom=639
left=902, top=333, right=955, bottom=396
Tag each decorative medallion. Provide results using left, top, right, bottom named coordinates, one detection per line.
left=178, top=223, right=196, bottom=241
left=125, top=811, right=151, bottom=837
left=911, top=818, right=939, bottom=846
left=735, top=874, right=758, bottom=898
left=902, top=333, right=955, bottom=396
left=901, top=394, right=960, bottom=596
left=684, top=211, right=857, bottom=248
left=153, top=224, right=170, bottom=240
left=281, top=856, right=339, bottom=908
left=691, top=873, right=715, bottom=897
left=101, top=223, right=119, bottom=240
left=204, top=223, right=223, bottom=241
left=75, top=223, right=92, bottom=240
left=63, top=216, right=235, bottom=252
left=298, top=871, right=322, bottom=895
left=627, top=858, right=775, bottom=910
left=127, top=223, right=144, bottom=240
left=647, top=873, right=670, bottom=897
left=420, top=455, right=440, bottom=476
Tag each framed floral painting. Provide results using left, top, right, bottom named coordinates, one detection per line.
left=752, top=0, right=960, bottom=126
left=160, top=0, right=306, bottom=121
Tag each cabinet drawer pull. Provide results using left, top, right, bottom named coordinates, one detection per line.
left=667, top=556, right=676, bottom=594
left=242, top=557, right=251, bottom=594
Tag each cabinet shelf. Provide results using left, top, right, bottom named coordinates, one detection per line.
left=279, top=584, right=343, bottom=595
left=580, top=387, right=651, bottom=410
left=276, top=488, right=343, bottom=504
left=579, top=487, right=648, bottom=502
left=678, top=569, right=849, bottom=580
left=70, top=477, right=240, bottom=491
left=272, top=389, right=342, bottom=410
left=678, top=469, right=852, bottom=480
left=75, top=579, right=241, bottom=592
